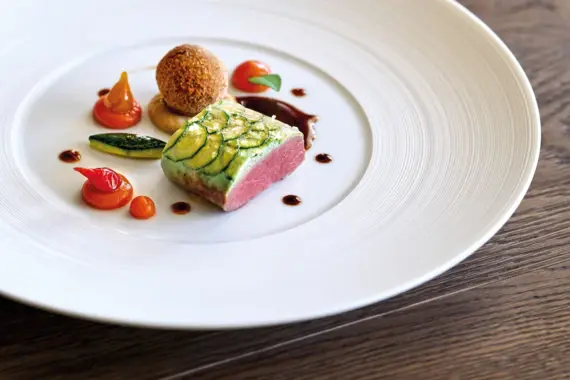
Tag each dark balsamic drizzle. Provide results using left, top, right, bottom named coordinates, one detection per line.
left=282, top=195, right=302, bottom=206
left=98, top=88, right=110, bottom=97
left=171, top=202, right=191, bottom=214
left=58, top=149, right=81, bottom=163
left=236, top=96, right=318, bottom=150
left=291, top=88, right=306, bottom=97
left=315, top=153, right=332, bottom=163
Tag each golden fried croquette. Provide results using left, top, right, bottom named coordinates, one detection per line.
left=156, top=44, right=228, bottom=116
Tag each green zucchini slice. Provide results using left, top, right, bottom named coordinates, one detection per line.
left=202, top=145, right=238, bottom=176
left=182, top=133, right=223, bottom=169
left=225, top=152, right=247, bottom=179
left=235, top=125, right=269, bottom=148
left=163, top=127, right=185, bottom=152
left=250, top=120, right=268, bottom=131
left=201, top=108, right=230, bottom=133
left=220, top=115, right=249, bottom=141
left=88, top=133, right=166, bottom=159
left=163, top=123, right=208, bottom=161
left=241, top=107, right=265, bottom=123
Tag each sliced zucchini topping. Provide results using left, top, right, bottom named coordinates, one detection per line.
left=182, top=133, right=223, bottom=169
left=202, top=145, right=238, bottom=175
left=162, top=100, right=303, bottom=177
left=225, top=152, right=247, bottom=179
left=163, top=127, right=185, bottom=152
left=236, top=127, right=268, bottom=148
left=201, top=108, right=230, bottom=133
left=163, top=123, right=207, bottom=161
left=221, top=116, right=249, bottom=141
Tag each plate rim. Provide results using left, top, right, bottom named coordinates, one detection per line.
left=0, top=0, right=541, bottom=329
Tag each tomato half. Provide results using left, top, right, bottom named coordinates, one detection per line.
left=231, top=60, right=271, bottom=93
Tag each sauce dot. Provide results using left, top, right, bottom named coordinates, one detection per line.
left=58, top=149, right=81, bottom=163
left=282, top=195, right=301, bottom=206
left=291, top=88, right=306, bottom=97
left=98, top=88, right=110, bottom=97
left=315, top=153, right=332, bottom=164
left=236, top=96, right=318, bottom=150
left=171, top=201, right=191, bottom=214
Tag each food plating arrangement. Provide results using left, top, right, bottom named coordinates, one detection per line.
left=59, top=44, right=332, bottom=219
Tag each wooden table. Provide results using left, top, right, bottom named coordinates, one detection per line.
left=2, top=1, right=569, bottom=379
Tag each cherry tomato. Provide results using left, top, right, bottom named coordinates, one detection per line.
left=93, top=71, right=142, bottom=129
left=129, top=196, right=156, bottom=220
left=80, top=174, right=133, bottom=210
left=231, top=60, right=271, bottom=93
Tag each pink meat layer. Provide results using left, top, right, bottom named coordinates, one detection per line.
left=224, top=136, right=305, bottom=211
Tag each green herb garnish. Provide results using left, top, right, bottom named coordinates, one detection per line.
left=248, top=74, right=282, bottom=92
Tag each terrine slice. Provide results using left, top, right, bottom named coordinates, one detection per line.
left=161, top=99, right=305, bottom=211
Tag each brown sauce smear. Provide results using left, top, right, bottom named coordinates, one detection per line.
left=171, top=201, right=191, bottom=214
left=291, top=88, right=306, bottom=97
left=236, top=96, right=318, bottom=150
left=98, top=88, right=110, bottom=97
left=282, top=195, right=302, bottom=206
left=315, top=153, right=332, bottom=163
left=58, top=149, right=81, bottom=163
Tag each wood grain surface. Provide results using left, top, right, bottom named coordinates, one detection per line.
left=186, top=262, right=570, bottom=380
left=1, top=0, right=570, bottom=379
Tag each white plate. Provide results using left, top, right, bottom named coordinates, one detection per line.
left=0, top=0, right=540, bottom=328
